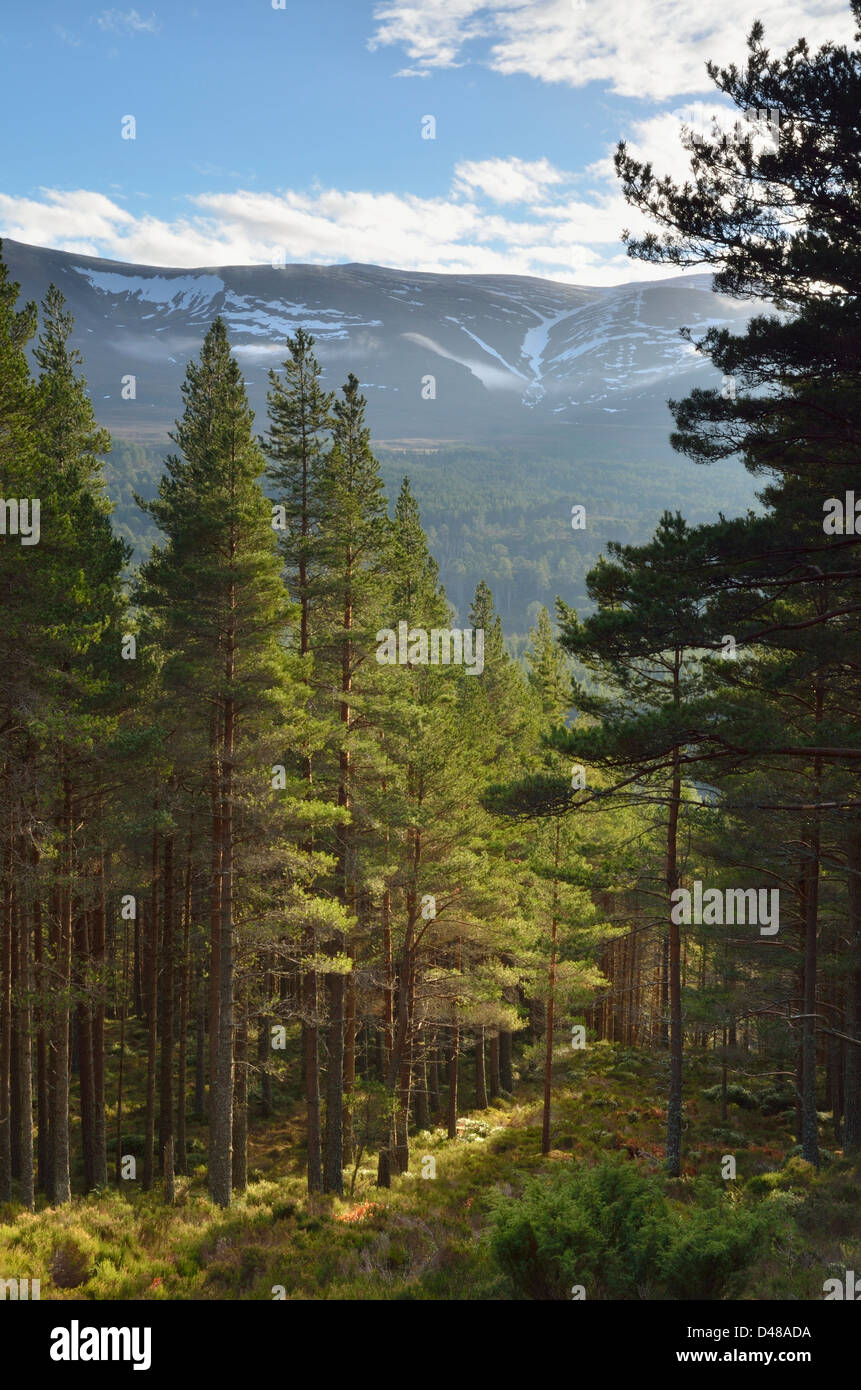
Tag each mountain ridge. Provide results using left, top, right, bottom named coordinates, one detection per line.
left=1, top=238, right=754, bottom=446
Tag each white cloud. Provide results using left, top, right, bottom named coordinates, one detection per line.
left=94, top=8, right=161, bottom=36
left=369, top=0, right=856, bottom=100
left=0, top=139, right=716, bottom=286
left=0, top=189, right=135, bottom=250
left=453, top=156, right=568, bottom=203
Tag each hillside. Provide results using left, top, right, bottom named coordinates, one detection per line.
left=1, top=239, right=760, bottom=631
left=2, top=1037, right=857, bottom=1303
left=2, top=238, right=756, bottom=444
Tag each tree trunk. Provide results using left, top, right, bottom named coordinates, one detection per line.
left=17, top=892, right=34, bottom=1210
left=446, top=1029, right=459, bottom=1140
left=844, top=826, right=861, bottom=1153
left=475, top=1028, right=488, bottom=1110
left=34, top=892, right=49, bottom=1193
left=801, top=729, right=823, bottom=1168
left=51, top=779, right=74, bottom=1205
left=74, top=904, right=96, bottom=1191
left=176, top=833, right=192, bottom=1176
left=208, top=712, right=222, bottom=1120
left=115, top=898, right=129, bottom=1185
left=324, top=970, right=344, bottom=1194
left=259, top=960, right=273, bottom=1118
left=210, top=692, right=235, bottom=1208
left=143, top=833, right=159, bottom=1192
left=488, top=1033, right=500, bottom=1100
left=232, top=1000, right=248, bottom=1194
left=91, top=855, right=107, bottom=1189
left=163, top=1136, right=175, bottom=1206
left=665, top=723, right=683, bottom=1178
left=429, top=1038, right=441, bottom=1114
left=159, top=832, right=175, bottom=1197
left=303, top=970, right=322, bottom=1192
left=194, top=958, right=206, bottom=1119
left=542, top=822, right=560, bottom=1156
left=414, top=1055, right=430, bottom=1129
left=343, top=962, right=356, bottom=1166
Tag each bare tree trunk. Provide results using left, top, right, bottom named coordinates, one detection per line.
left=324, top=970, right=344, bottom=1194
left=232, top=998, right=248, bottom=1195
left=414, top=1054, right=430, bottom=1129
left=17, top=892, right=34, bottom=1209
left=303, top=966, right=322, bottom=1193
left=34, top=892, right=49, bottom=1193
left=143, top=833, right=159, bottom=1192
left=194, top=957, right=206, bottom=1118
left=259, top=959, right=273, bottom=1118
left=115, top=899, right=129, bottom=1185
left=446, top=1029, right=459, bottom=1140
left=429, top=1037, right=441, bottom=1114
left=475, top=1028, right=488, bottom=1110
left=51, top=779, right=74, bottom=1205
left=91, top=852, right=107, bottom=1189
left=159, top=832, right=175, bottom=1197
left=844, top=826, right=861, bottom=1153
left=176, top=831, right=192, bottom=1176
left=665, top=729, right=683, bottom=1179
left=208, top=713, right=222, bottom=1121
left=801, top=720, right=823, bottom=1168
left=210, top=690, right=235, bottom=1208
left=163, top=1136, right=175, bottom=1205
left=542, top=822, right=560, bottom=1157
left=488, top=1032, right=500, bottom=1101
left=343, top=960, right=356, bottom=1166
left=74, top=904, right=96, bottom=1190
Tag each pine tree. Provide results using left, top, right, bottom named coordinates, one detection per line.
left=262, top=328, right=334, bottom=1193
left=138, top=318, right=293, bottom=1207
left=315, top=374, right=392, bottom=1193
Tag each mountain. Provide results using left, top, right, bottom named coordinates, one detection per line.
left=3, top=239, right=761, bottom=633
left=2, top=238, right=755, bottom=447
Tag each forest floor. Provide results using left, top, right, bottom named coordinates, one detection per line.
left=2, top=1039, right=859, bottom=1300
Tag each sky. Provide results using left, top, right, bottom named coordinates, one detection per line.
left=0, top=0, right=855, bottom=284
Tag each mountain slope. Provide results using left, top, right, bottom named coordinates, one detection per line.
left=3, top=239, right=754, bottom=445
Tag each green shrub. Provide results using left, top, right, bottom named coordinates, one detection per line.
left=757, top=1087, right=796, bottom=1117
left=701, top=1083, right=757, bottom=1110
left=488, top=1161, right=671, bottom=1300
left=489, top=1160, right=774, bottom=1301
left=660, top=1204, right=768, bottom=1299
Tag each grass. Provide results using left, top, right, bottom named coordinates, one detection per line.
left=1, top=1038, right=859, bottom=1300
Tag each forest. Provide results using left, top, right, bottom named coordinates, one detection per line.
left=0, top=10, right=860, bottom=1305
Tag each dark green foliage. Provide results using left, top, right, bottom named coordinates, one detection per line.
left=660, top=1201, right=768, bottom=1300
left=489, top=1160, right=773, bottom=1300
left=489, top=1161, right=671, bottom=1299
left=701, top=1083, right=757, bottom=1110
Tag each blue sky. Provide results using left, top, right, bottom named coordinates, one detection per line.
left=0, top=0, right=854, bottom=282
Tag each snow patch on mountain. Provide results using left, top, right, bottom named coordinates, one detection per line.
left=403, top=331, right=524, bottom=392
left=71, top=268, right=225, bottom=314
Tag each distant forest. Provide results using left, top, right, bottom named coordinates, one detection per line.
left=105, top=437, right=756, bottom=647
